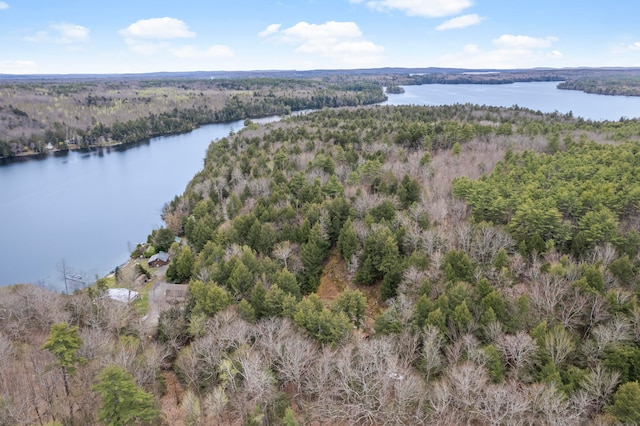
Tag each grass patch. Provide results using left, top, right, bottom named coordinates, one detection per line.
left=133, top=278, right=154, bottom=315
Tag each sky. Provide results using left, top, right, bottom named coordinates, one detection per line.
left=1, top=0, right=640, bottom=74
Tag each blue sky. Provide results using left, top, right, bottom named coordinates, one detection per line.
left=1, top=0, right=640, bottom=74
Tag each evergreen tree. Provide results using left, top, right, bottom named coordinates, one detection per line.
left=94, top=365, right=159, bottom=426
left=331, top=289, right=367, bottom=327
left=189, top=280, right=232, bottom=317
left=605, top=381, right=640, bottom=424
left=337, top=218, right=358, bottom=262
left=250, top=282, right=267, bottom=319
left=299, top=223, right=330, bottom=293
left=398, top=174, right=421, bottom=208
left=442, top=249, right=474, bottom=283
left=227, top=261, right=254, bottom=297
left=168, top=245, right=195, bottom=283
left=294, top=294, right=351, bottom=345
left=272, top=268, right=301, bottom=299
left=153, top=227, right=175, bottom=252
left=41, top=322, right=87, bottom=415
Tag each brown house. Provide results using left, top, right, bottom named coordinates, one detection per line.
left=148, top=251, right=170, bottom=268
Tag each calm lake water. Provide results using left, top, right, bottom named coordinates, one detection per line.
left=383, top=81, right=640, bottom=121
left=2, top=81, right=640, bottom=290
left=0, top=116, right=278, bottom=290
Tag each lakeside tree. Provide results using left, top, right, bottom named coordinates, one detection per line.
left=152, top=227, right=175, bottom=253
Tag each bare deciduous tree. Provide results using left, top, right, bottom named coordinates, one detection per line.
left=473, top=380, right=530, bottom=425
left=497, top=331, right=537, bottom=372
left=270, top=329, right=317, bottom=395
left=591, top=316, right=633, bottom=355
left=528, top=274, right=569, bottom=323
left=422, top=325, right=444, bottom=382
left=571, top=364, right=619, bottom=417
left=545, top=325, right=576, bottom=366
left=272, top=240, right=294, bottom=269
left=528, top=382, right=580, bottom=425
left=203, top=386, right=228, bottom=426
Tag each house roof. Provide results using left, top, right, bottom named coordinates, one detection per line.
left=148, top=251, right=169, bottom=263
left=107, top=288, right=139, bottom=303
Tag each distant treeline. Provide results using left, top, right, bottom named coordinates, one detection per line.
left=0, top=78, right=385, bottom=159
left=558, top=75, right=640, bottom=97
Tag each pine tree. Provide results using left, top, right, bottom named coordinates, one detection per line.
left=337, top=218, right=358, bottom=262
left=94, top=365, right=159, bottom=426
left=41, top=322, right=87, bottom=417
left=605, top=381, right=640, bottom=424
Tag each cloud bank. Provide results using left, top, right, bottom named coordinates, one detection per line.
left=437, top=34, right=562, bottom=68
left=0, top=60, right=37, bottom=74
left=25, top=23, right=89, bottom=44
left=259, top=21, right=384, bottom=67
left=119, top=17, right=233, bottom=60
left=119, top=17, right=195, bottom=39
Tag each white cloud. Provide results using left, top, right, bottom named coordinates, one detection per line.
left=51, top=23, right=90, bottom=43
left=352, top=0, right=473, bottom=18
left=258, top=24, right=281, bottom=38
left=119, top=17, right=233, bottom=62
left=435, top=14, right=483, bottom=30
left=279, top=21, right=363, bottom=42
left=260, top=21, right=384, bottom=67
left=119, top=17, right=195, bottom=39
left=435, top=35, right=562, bottom=68
left=611, top=41, right=640, bottom=56
left=170, top=44, right=234, bottom=59
left=123, top=39, right=169, bottom=55
left=25, top=23, right=89, bottom=44
left=0, top=2, right=9, bottom=10
left=493, top=34, right=557, bottom=49
left=0, top=60, right=37, bottom=74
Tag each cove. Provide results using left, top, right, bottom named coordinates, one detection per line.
left=0, top=116, right=279, bottom=290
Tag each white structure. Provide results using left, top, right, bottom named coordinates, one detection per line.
left=107, top=288, right=139, bottom=303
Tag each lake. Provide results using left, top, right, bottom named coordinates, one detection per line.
left=0, top=116, right=278, bottom=290
left=2, top=81, right=640, bottom=290
left=383, top=81, right=640, bottom=121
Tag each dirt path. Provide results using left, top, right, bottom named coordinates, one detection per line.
left=144, top=265, right=187, bottom=328
left=316, top=249, right=381, bottom=331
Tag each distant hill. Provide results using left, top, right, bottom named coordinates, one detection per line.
left=2, top=66, right=639, bottom=82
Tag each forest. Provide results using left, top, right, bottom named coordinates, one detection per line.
left=0, top=78, right=385, bottom=158
left=3, top=96, right=640, bottom=424
left=4, top=67, right=640, bottom=159
left=558, top=75, right=640, bottom=96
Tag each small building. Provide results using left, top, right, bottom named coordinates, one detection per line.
left=166, top=286, right=188, bottom=304
left=135, top=274, right=148, bottom=287
left=107, top=288, right=139, bottom=303
left=148, top=251, right=170, bottom=268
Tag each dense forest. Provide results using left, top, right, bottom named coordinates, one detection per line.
left=558, top=75, right=640, bottom=96
left=4, top=98, right=640, bottom=424
left=0, top=78, right=385, bottom=158
left=4, top=67, right=640, bottom=159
